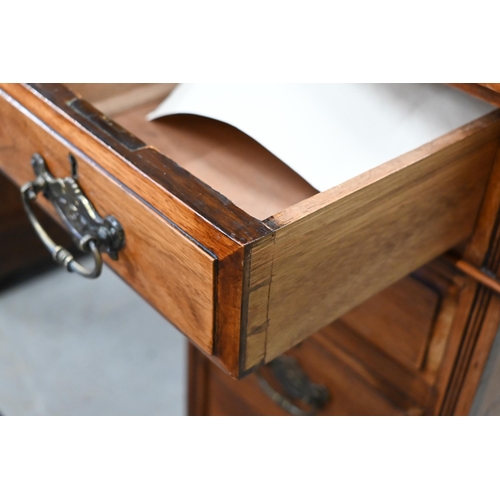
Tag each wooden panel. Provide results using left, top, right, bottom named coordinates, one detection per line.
left=188, top=342, right=210, bottom=416
left=340, top=276, right=439, bottom=370
left=469, top=312, right=500, bottom=415
left=439, top=148, right=500, bottom=414
left=203, top=333, right=410, bottom=416
left=249, top=112, right=500, bottom=364
left=418, top=261, right=462, bottom=377
left=213, top=246, right=246, bottom=375
left=241, top=236, right=275, bottom=372
left=330, top=259, right=461, bottom=412
left=455, top=294, right=500, bottom=413
left=0, top=87, right=216, bottom=354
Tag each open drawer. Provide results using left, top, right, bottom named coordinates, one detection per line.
left=0, top=83, right=499, bottom=378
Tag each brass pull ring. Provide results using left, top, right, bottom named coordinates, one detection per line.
left=19, top=153, right=124, bottom=280
left=21, top=181, right=103, bottom=279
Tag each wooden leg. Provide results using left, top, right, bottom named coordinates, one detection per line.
left=0, top=171, right=70, bottom=284
left=187, top=343, right=210, bottom=416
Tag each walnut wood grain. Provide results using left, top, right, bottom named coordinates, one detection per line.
left=340, top=275, right=440, bottom=371
left=240, top=236, right=275, bottom=374
left=187, top=342, right=210, bottom=416
left=418, top=261, right=462, bottom=378
left=315, top=259, right=460, bottom=415
left=245, top=111, right=500, bottom=367
left=438, top=147, right=500, bottom=414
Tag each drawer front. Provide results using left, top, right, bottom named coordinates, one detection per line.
left=340, top=259, right=461, bottom=373
left=196, top=336, right=411, bottom=416
left=0, top=83, right=276, bottom=377
left=340, top=275, right=440, bottom=370
left=0, top=87, right=217, bottom=353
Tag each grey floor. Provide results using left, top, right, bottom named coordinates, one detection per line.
left=0, top=264, right=187, bottom=416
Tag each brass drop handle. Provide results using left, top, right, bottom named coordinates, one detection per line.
left=20, top=153, right=125, bottom=279
left=21, top=182, right=103, bottom=278
left=256, top=355, right=330, bottom=416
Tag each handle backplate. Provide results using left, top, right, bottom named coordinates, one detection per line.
left=257, top=355, right=330, bottom=416
left=20, top=153, right=125, bottom=278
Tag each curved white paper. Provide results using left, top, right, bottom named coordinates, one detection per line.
left=147, top=84, right=494, bottom=192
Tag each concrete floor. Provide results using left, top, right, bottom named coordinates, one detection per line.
left=0, top=264, right=187, bottom=415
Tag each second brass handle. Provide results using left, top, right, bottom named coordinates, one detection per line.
left=256, top=355, right=330, bottom=416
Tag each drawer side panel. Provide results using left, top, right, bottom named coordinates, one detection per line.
left=250, top=112, right=500, bottom=365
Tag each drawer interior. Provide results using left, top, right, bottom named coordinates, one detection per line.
left=66, top=83, right=496, bottom=221
left=66, top=83, right=315, bottom=220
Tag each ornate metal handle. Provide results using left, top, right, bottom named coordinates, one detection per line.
left=20, top=153, right=125, bottom=279
left=256, top=355, right=330, bottom=416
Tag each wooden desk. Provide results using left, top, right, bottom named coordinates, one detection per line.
left=1, top=83, right=499, bottom=415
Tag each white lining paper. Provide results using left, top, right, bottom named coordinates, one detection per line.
left=148, top=84, right=495, bottom=192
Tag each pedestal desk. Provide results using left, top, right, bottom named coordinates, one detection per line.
left=1, top=83, right=500, bottom=415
